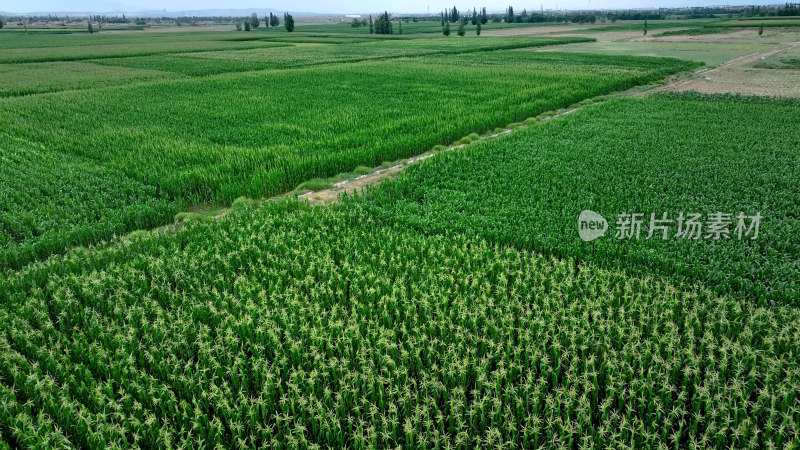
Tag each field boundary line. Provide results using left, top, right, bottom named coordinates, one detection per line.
left=296, top=106, right=590, bottom=205
left=298, top=42, right=790, bottom=205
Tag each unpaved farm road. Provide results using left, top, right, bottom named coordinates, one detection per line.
left=299, top=41, right=798, bottom=206
left=650, top=41, right=800, bottom=96
left=297, top=110, right=580, bottom=205
left=170, top=39, right=798, bottom=225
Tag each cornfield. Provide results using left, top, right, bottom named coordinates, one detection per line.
left=3, top=28, right=795, bottom=449
left=2, top=202, right=798, bottom=448
left=355, top=93, right=800, bottom=304
left=0, top=136, right=177, bottom=270
left=93, top=36, right=595, bottom=77
left=0, top=50, right=694, bottom=268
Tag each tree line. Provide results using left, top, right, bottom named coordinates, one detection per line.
left=237, top=12, right=294, bottom=31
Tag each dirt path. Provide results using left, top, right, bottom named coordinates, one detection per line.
left=169, top=40, right=798, bottom=223
left=298, top=43, right=798, bottom=206
left=298, top=110, right=583, bottom=205
left=651, top=42, right=800, bottom=96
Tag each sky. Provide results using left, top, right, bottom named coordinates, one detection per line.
left=1, top=0, right=778, bottom=14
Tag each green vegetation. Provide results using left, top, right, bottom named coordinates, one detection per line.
left=653, top=26, right=731, bottom=37
left=714, top=17, right=800, bottom=27
left=571, top=21, right=710, bottom=33
left=292, top=19, right=556, bottom=35
left=0, top=50, right=692, bottom=266
left=374, top=11, right=393, bottom=34
left=753, top=44, right=800, bottom=68
left=284, top=13, right=295, bottom=32
left=295, top=178, right=334, bottom=192
left=0, top=61, right=182, bottom=97
left=91, top=36, right=595, bottom=77
left=0, top=136, right=176, bottom=270
left=1, top=199, right=798, bottom=448
left=0, top=38, right=285, bottom=64
left=1, top=23, right=798, bottom=450
left=354, top=93, right=800, bottom=304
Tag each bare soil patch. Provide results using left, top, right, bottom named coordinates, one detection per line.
left=632, top=29, right=748, bottom=43
left=664, top=42, right=800, bottom=97
left=670, top=67, right=800, bottom=96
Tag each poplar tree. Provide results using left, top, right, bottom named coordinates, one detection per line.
left=284, top=13, right=294, bottom=32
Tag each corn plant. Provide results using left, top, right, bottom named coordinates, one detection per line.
left=354, top=93, right=800, bottom=305
left=1, top=201, right=798, bottom=448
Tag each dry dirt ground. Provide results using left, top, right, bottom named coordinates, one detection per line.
left=550, top=31, right=644, bottom=42
left=665, top=42, right=800, bottom=97
left=634, top=28, right=800, bottom=44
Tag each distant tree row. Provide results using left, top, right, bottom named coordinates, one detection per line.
left=503, top=7, right=597, bottom=24
left=777, top=2, right=799, bottom=15
left=374, top=11, right=393, bottom=34
left=237, top=12, right=292, bottom=31
left=284, top=13, right=294, bottom=31
left=489, top=3, right=798, bottom=23
left=358, top=12, right=397, bottom=35
left=441, top=6, right=488, bottom=24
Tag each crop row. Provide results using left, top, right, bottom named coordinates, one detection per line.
left=0, top=51, right=695, bottom=268
left=0, top=136, right=178, bottom=270
left=91, top=36, right=594, bottom=77
left=0, top=61, right=184, bottom=98
left=0, top=30, right=269, bottom=51
left=1, top=202, right=797, bottom=448
left=0, top=40, right=289, bottom=64
left=352, top=93, right=800, bottom=304
left=0, top=52, right=694, bottom=207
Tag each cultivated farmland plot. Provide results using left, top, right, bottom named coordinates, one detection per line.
left=1, top=201, right=798, bottom=448
left=0, top=45, right=694, bottom=267
left=0, top=39, right=289, bottom=64
left=90, top=36, right=593, bottom=76
left=0, top=135, right=177, bottom=270
left=354, top=93, right=800, bottom=305
left=1, top=21, right=799, bottom=450
left=0, top=61, right=185, bottom=97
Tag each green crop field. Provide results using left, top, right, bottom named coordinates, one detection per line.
left=0, top=31, right=254, bottom=50
left=0, top=39, right=288, bottom=64
left=754, top=44, right=800, bottom=69
left=715, top=17, right=800, bottom=27
left=354, top=93, right=800, bottom=304
left=91, top=36, right=593, bottom=77
left=0, top=47, right=693, bottom=268
left=1, top=19, right=798, bottom=450
left=1, top=199, right=798, bottom=448
left=0, top=61, right=183, bottom=97
left=292, top=20, right=559, bottom=35
left=0, top=135, right=177, bottom=270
